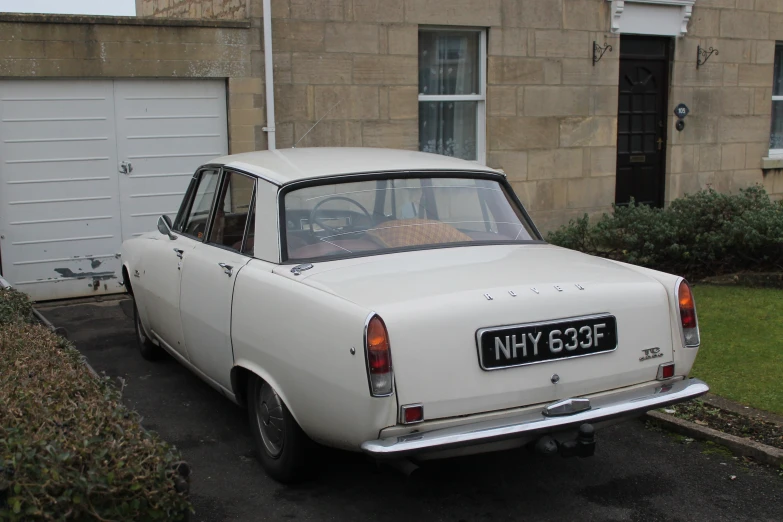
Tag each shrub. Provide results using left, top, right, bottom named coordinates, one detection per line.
left=0, top=289, right=191, bottom=521
left=546, top=186, right=783, bottom=280
left=0, top=288, right=34, bottom=326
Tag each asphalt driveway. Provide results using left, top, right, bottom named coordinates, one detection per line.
left=40, top=298, right=783, bottom=522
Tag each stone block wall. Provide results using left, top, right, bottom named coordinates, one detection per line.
left=111, top=0, right=783, bottom=227
left=268, top=1, right=420, bottom=153
left=0, top=14, right=263, bottom=155
left=136, top=0, right=248, bottom=19
left=669, top=0, right=783, bottom=203
left=485, top=0, right=619, bottom=230
left=268, top=0, right=620, bottom=231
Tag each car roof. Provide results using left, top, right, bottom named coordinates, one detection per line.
left=209, top=147, right=502, bottom=186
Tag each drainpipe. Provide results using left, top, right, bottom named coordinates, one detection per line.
left=262, top=0, right=276, bottom=150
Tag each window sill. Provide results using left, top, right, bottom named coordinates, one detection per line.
left=761, top=157, right=783, bottom=170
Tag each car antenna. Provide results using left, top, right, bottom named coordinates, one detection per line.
left=293, top=98, right=343, bottom=148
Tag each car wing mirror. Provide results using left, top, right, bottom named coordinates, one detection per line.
left=157, top=215, right=177, bottom=240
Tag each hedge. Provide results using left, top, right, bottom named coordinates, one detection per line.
left=546, top=186, right=783, bottom=280
left=0, top=288, right=192, bottom=520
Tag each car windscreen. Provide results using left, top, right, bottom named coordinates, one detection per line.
left=282, top=176, right=538, bottom=261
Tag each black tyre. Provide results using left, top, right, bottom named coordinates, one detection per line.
left=248, top=376, right=311, bottom=483
left=133, top=299, right=163, bottom=361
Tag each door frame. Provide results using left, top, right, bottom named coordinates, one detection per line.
left=615, top=35, right=673, bottom=208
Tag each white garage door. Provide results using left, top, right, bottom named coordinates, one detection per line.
left=0, top=79, right=228, bottom=301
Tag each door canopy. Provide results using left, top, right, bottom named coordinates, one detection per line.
left=608, top=0, right=696, bottom=37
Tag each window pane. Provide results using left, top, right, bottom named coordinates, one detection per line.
left=283, top=177, right=536, bottom=261
left=181, top=169, right=220, bottom=239
left=419, top=30, right=479, bottom=95
left=419, top=101, right=478, bottom=160
left=208, top=172, right=255, bottom=251
left=774, top=43, right=783, bottom=96
left=771, top=101, right=783, bottom=151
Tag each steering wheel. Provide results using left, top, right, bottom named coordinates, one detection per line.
left=309, top=196, right=373, bottom=236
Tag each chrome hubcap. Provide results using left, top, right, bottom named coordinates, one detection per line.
left=256, top=383, right=285, bottom=458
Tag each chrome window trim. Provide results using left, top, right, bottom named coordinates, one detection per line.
left=202, top=167, right=224, bottom=246
left=240, top=181, right=257, bottom=256
left=475, top=313, right=618, bottom=371
left=178, top=167, right=223, bottom=243
left=203, top=169, right=257, bottom=257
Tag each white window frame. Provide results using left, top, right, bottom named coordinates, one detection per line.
left=771, top=43, right=783, bottom=158
left=418, top=27, right=487, bottom=165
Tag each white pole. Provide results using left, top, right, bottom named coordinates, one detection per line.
left=262, top=0, right=276, bottom=150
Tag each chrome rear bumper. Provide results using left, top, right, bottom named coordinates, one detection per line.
left=361, top=378, right=708, bottom=458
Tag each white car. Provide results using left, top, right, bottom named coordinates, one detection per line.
left=121, top=147, right=708, bottom=482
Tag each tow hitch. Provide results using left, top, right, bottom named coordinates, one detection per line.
left=532, top=423, right=596, bottom=458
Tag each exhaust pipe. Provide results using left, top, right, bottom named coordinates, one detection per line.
left=532, top=423, right=596, bottom=458
left=384, top=458, right=419, bottom=477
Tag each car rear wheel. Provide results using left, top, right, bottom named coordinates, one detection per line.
left=248, top=376, right=310, bottom=483
left=133, top=299, right=163, bottom=361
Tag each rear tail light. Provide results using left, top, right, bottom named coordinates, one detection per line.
left=657, top=362, right=675, bottom=380
left=401, top=404, right=424, bottom=424
left=365, top=314, right=393, bottom=396
left=677, top=279, right=700, bottom=347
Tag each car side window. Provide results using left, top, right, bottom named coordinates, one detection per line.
left=179, top=169, right=221, bottom=240
left=172, top=175, right=197, bottom=232
left=208, top=171, right=256, bottom=252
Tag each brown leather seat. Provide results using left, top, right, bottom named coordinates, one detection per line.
left=289, top=239, right=379, bottom=259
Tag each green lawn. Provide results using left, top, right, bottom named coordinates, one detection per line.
left=690, top=285, right=783, bottom=415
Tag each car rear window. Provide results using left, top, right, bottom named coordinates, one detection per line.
left=282, top=176, right=537, bottom=261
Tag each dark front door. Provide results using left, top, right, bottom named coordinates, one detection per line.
left=615, top=36, right=671, bottom=207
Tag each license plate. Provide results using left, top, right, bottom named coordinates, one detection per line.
left=476, top=314, right=618, bottom=370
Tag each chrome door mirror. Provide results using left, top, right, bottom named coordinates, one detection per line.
left=157, top=215, right=177, bottom=240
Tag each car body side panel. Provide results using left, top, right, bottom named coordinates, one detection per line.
left=121, top=232, right=169, bottom=341
left=253, top=177, right=279, bottom=264
left=605, top=260, right=698, bottom=375
left=231, top=259, right=398, bottom=450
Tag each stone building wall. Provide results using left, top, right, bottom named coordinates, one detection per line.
left=0, top=13, right=264, bottom=155
left=135, top=0, right=248, bottom=20
left=485, top=0, right=620, bottom=230
left=263, top=0, right=624, bottom=230
left=669, top=0, right=783, bottom=203
left=125, top=0, right=783, bottom=227
left=136, top=0, right=621, bottom=229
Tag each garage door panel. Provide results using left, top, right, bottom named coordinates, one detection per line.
left=124, top=136, right=225, bottom=158
left=2, top=105, right=112, bottom=127
left=8, top=213, right=118, bottom=247
left=4, top=205, right=117, bottom=236
left=12, top=257, right=123, bottom=299
left=0, top=79, right=228, bottom=301
left=0, top=80, right=123, bottom=301
left=5, top=176, right=117, bottom=203
left=5, top=138, right=113, bottom=163
left=115, top=80, right=227, bottom=240
left=121, top=117, right=226, bottom=138
left=3, top=162, right=114, bottom=187
left=2, top=125, right=114, bottom=155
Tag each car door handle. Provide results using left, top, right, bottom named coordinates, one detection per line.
left=218, top=263, right=233, bottom=276
left=173, top=248, right=184, bottom=259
